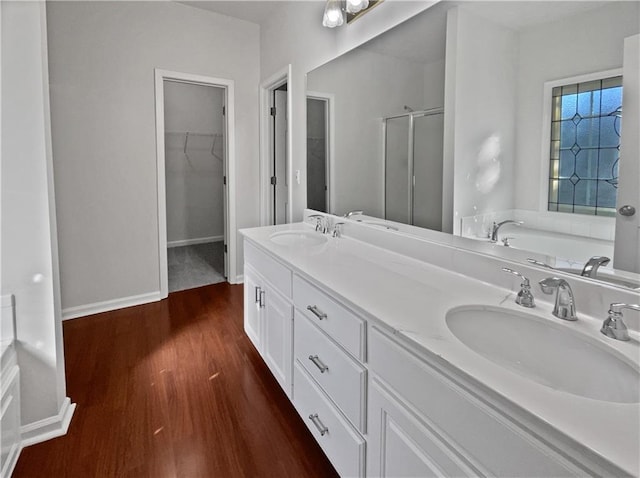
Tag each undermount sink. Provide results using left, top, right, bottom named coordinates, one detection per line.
left=269, top=231, right=328, bottom=247
left=446, top=306, right=640, bottom=403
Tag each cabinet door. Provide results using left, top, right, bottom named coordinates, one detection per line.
left=1, top=367, right=20, bottom=478
left=368, top=378, right=480, bottom=478
left=243, top=269, right=262, bottom=352
left=263, top=285, right=293, bottom=397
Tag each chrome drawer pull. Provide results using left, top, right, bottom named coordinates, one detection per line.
left=306, top=305, right=327, bottom=320
left=259, top=290, right=266, bottom=309
left=308, top=355, right=329, bottom=373
left=308, top=413, right=328, bottom=436
left=254, top=286, right=261, bottom=304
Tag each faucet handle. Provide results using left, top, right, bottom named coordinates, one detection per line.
left=502, top=268, right=535, bottom=308
left=601, top=303, right=640, bottom=341
left=344, top=210, right=364, bottom=218
left=526, top=258, right=555, bottom=270
left=332, top=222, right=345, bottom=238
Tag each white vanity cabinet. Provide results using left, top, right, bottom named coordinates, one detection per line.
left=243, top=242, right=293, bottom=398
left=367, top=326, right=621, bottom=478
left=242, top=228, right=630, bottom=478
left=292, top=275, right=368, bottom=478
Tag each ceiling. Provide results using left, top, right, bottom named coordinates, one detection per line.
left=359, top=0, right=612, bottom=66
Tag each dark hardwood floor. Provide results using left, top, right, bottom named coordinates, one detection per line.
left=14, top=283, right=339, bottom=477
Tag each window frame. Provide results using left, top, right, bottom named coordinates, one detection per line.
left=539, top=68, right=623, bottom=214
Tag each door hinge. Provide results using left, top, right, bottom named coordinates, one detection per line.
left=270, top=106, right=276, bottom=116
left=223, top=176, right=227, bottom=185
left=270, top=176, right=277, bottom=186
left=223, top=106, right=226, bottom=116
left=224, top=244, right=228, bottom=253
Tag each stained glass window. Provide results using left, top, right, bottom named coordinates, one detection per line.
left=548, top=76, right=622, bottom=216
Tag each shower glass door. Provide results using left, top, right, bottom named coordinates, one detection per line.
left=384, top=116, right=411, bottom=223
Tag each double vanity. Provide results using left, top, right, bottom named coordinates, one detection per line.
left=240, top=213, right=639, bottom=477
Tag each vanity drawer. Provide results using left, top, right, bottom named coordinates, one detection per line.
left=293, top=362, right=366, bottom=478
left=294, top=312, right=366, bottom=432
left=368, top=327, right=587, bottom=477
left=245, top=241, right=292, bottom=298
left=293, top=275, right=365, bottom=360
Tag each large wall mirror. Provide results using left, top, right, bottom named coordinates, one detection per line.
left=306, top=0, right=640, bottom=289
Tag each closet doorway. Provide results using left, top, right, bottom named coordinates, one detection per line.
left=260, top=65, right=292, bottom=226
left=155, top=70, right=237, bottom=298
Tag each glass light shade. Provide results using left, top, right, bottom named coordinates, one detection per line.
left=322, top=0, right=344, bottom=28
left=346, top=0, right=369, bottom=14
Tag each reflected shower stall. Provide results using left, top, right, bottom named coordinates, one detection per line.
left=383, top=108, right=444, bottom=231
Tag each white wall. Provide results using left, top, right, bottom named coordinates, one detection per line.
left=261, top=0, right=439, bottom=222
left=423, top=58, right=445, bottom=109
left=1, top=0, right=70, bottom=434
left=164, top=81, right=224, bottom=245
left=514, top=2, right=640, bottom=212
left=307, top=49, right=427, bottom=216
left=445, top=6, right=518, bottom=235
left=47, top=1, right=260, bottom=311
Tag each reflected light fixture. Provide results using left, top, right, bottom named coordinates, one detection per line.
left=346, top=0, right=369, bottom=14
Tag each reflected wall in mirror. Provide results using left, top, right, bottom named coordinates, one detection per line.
left=306, top=0, right=640, bottom=285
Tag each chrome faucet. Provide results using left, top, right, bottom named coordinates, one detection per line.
left=332, top=222, right=345, bottom=238
left=490, top=220, right=522, bottom=242
left=581, top=256, right=611, bottom=277
left=308, top=214, right=329, bottom=234
left=344, top=210, right=363, bottom=219
left=501, top=268, right=535, bottom=308
left=601, top=303, right=640, bottom=341
left=539, top=277, right=577, bottom=321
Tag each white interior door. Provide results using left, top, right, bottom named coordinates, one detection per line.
left=274, top=89, right=288, bottom=224
left=614, top=34, right=640, bottom=273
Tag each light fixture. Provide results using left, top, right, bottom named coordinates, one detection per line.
left=322, top=0, right=375, bottom=28
left=346, top=0, right=369, bottom=14
left=322, top=0, right=344, bottom=28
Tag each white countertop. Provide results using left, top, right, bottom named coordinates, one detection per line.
left=241, top=222, right=640, bottom=476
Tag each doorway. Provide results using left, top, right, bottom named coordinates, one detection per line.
left=306, top=93, right=333, bottom=213
left=272, top=84, right=288, bottom=224
left=260, top=65, right=292, bottom=226
left=155, top=69, right=238, bottom=298
left=164, top=80, right=225, bottom=292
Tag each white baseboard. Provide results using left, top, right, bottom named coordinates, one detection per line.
left=62, top=291, right=161, bottom=320
left=167, top=235, right=223, bottom=248
left=233, top=274, right=244, bottom=285
left=20, top=397, right=76, bottom=448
